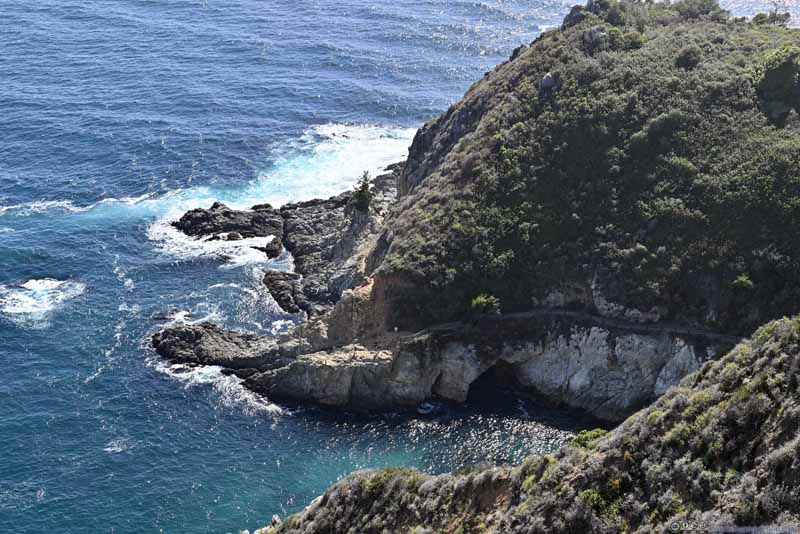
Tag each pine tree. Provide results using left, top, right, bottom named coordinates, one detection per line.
left=353, top=171, right=372, bottom=212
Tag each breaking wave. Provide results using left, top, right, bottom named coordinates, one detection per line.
left=0, top=278, right=87, bottom=329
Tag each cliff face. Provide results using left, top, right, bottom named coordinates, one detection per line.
left=273, top=316, right=800, bottom=533
left=365, top=0, right=800, bottom=336
left=244, top=311, right=735, bottom=422
left=155, top=303, right=732, bottom=422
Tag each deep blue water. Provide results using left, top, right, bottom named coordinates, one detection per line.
left=0, top=1, right=791, bottom=533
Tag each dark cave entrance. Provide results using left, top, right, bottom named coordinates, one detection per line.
left=466, top=361, right=523, bottom=405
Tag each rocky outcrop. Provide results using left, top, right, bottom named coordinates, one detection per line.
left=169, top=166, right=400, bottom=316
left=151, top=323, right=285, bottom=370
left=261, top=271, right=314, bottom=316
left=174, top=201, right=284, bottom=242
left=271, top=316, right=800, bottom=534
left=245, top=345, right=398, bottom=409
left=274, top=166, right=399, bottom=315
left=154, top=307, right=737, bottom=421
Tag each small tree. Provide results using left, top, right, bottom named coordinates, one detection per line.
left=352, top=171, right=373, bottom=212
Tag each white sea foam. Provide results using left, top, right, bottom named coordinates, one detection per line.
left=0, top=124, right=413, bottom=224
left=154, top=360, right=284, bottom=416
left=0, top=278, right=86, bottom=328
left=145, top=123, right=414, bottom=265
left=249, top=123, right=415, bottom=207
left=0, top=124, right=413, bottom=272
left=103, top=438, right=134, bottom=454
left=147, top=222, right=278, bottom=267
left=0, top=193, right=154, bottom=218
left=0, top=200, right=86, bottom=217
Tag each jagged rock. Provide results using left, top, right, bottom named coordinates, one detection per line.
left=582, top=25, right=610, bottom=52
left=262, top=270, right=312, bottom=315
left=510, top=44, right=527, bottom=61
left=151, top=323, right=285, bottom=370
left=278, top=168, right=397, bottom=305
left=168, top=167, right=400, bottom=317
left=540, top=72, right=557, bottom=91
left=254, top=238, right=284, bottom=259
left=172, top=201, right=284, bottom=240
left=561, top=5, right=586, bottom=29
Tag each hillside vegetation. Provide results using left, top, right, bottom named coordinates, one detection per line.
left=369, top=0, right=800, bottom=336
left=275, top=315, right=800, bottom=533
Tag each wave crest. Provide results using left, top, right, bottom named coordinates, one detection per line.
left=0, top=278, right=87, bottom=329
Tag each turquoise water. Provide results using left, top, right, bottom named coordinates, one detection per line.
left=0, top=1, right=789, bottom=532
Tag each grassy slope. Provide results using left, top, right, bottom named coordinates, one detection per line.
left=372, top=0, right=800, bottom=336
left=277, top=316, right=800, bottom=533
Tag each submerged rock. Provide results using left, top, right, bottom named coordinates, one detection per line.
left=255, top=238, right=284, bottom=259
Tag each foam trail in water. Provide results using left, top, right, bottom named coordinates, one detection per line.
left=153, top=359, right=284, bottom=416
left=0, top=194, right=154, bottom=218
left=0, top=279, right=87, bottom=328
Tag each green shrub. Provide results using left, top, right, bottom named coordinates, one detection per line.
left=623, top=31, right=644, bottom=50
left=571, top=428, right=610, bottom=449
left=665, top=422, right=693, bottom=446
left=756, top=46, right=800, bottom=124
left=674, top=0, right=726, bottom=20
left=752, top=10, right=791, bottom=27
left=365, top=467, right=420, bottom=495
left=732, top=274, right=755, bottom=290
left=676, top=45, right=703, bottom=70
left=470, top=293, right=501, bottom=315
left=580, top=489, right=607, bottom=511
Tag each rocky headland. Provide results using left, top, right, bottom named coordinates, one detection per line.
left=153, top=0, right=800, bottom=531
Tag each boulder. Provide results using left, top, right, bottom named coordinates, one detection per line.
left=172, top=201, right=284, bottom=240
left=561, top=5, right=586, bottom=29
left=263, top=270, right=312, bottom=315
left=254, top=238, right=284, bottom=259
left=151, top=323, right=285, bottom=370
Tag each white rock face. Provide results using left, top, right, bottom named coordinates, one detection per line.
left=246, top=320, right=720, bottom=422
left=497, top=327, right=708, bottom=421
left=433, top=344, right=484, bottom=402
left=654, top=339, right=702, bottom=395
left=415, top=324, right=715, bottom=422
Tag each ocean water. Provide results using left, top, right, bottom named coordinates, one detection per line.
left=0, top=1, right=790, bottom=532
